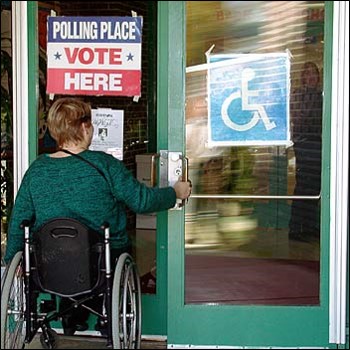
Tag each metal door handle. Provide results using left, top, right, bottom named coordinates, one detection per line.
left=178, top=155, right=189, bottom=208
left=150, top=153, right=160, bottom=187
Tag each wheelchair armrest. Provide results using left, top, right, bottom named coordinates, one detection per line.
left=20, top=220, right=32, bottom=229
left=101, top=222, right=110, bottom=230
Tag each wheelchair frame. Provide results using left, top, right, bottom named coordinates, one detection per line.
left=1, top=219, right=141, bottom=349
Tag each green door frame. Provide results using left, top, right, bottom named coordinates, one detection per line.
left=141, top=0, right=188, bottom=337
left=162, top=1, right=336, bottom=347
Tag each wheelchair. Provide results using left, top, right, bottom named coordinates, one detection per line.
left=1, top=218, right=141, bottom=349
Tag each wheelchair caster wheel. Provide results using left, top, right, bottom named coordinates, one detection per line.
left=40, top=328, right=58, bottom=349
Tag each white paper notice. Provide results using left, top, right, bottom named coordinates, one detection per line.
left=90, top=108, right=124, bottom=160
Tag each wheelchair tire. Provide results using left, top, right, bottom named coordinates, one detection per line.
left=1, top=261, right=10, bottom=291
left=0, top=252, right=26, bottom=349
left=40, top=328, right=58, bottom=349
left=112, top=253, right=142, bottom=349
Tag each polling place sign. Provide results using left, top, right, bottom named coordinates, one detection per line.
left=47, top=16, right=142, bottom=96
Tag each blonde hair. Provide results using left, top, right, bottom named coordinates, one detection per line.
left=47, top=98, right=92, bottom=147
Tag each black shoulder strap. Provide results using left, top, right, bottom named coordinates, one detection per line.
left=61, top=149, right=108, bottom=183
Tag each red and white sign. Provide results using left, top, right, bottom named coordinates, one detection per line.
left=46, top=16, right=142, bottom=96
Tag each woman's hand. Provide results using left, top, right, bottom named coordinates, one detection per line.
left=173, top=180, right=192, bottom=200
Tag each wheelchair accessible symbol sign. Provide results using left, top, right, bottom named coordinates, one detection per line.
left=208, top=53, right=291, bottom=146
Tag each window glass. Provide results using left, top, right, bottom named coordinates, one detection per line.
left=185, top=1, right=324, bottom=305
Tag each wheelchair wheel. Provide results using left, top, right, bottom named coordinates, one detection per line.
left=1, top=252, right=26, bottom=349
left=112, top=253, right=141, bottom=349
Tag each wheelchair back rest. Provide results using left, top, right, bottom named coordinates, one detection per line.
left=31, top=218, right=104, bottom=297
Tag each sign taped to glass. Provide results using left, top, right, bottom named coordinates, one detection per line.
left=89, top=108, right=124, bottom=160
left=208, top=53, right=291, bottom=147
left=46, top=16, right=143, bottom=96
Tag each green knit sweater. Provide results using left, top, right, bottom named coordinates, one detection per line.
left=4, top=151, right=176, bottom=263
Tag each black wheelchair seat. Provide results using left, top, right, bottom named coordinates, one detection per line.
left=31, top=218, right=104, bottom=297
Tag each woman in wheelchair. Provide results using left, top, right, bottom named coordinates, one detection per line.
left=2, top=97, right=191, bottom=349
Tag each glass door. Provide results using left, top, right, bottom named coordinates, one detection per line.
left=165, top=1, right=334, bottom=347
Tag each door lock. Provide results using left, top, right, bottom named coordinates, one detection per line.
left=159, top=151, right=189, bottom=210
left=174, top=168, right=182, bottom=176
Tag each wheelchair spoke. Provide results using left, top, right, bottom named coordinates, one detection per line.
left=122, top=265, right=132, bottom=348
left=2, top=255, right=26, bottom=349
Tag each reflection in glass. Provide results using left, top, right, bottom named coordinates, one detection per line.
left=185, top=1, right=324, bottom=305
left=1, top=4, right=14, bottom=263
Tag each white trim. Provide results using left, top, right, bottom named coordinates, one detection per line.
left=329, top=1, right=349, bottom=345
left=142, top=335, right=167, bottom=341
left=12, top=2, right=30, bottom=196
